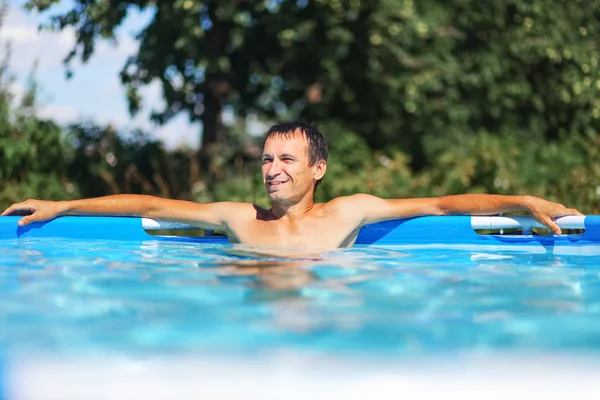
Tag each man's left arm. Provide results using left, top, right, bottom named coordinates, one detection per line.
left=346, top=193, right=583, bottom=235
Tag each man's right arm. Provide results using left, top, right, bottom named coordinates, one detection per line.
left=1, top=195, right=242, bottom=231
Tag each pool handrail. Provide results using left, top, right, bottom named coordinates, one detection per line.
left=140, top=215, right=587, bottom=231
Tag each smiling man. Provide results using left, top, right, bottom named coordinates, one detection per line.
left=1, top=122, right=583, bottom=250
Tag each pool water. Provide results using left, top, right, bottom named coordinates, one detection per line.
left=2, top=237, right=600, bottom=358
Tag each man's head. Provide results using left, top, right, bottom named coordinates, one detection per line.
left=261, top=122, right=328, bottom=202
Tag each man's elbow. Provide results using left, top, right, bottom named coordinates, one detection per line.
left=426, top=206, right=448, bottom=216
left=144, top=197, right=166, bottom=218
left=428, top=198, right=451, bottom=216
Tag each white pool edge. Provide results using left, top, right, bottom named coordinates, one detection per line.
left=143, top=216, right=589, bottom=231
left=5, top=352, right=600, bottom=400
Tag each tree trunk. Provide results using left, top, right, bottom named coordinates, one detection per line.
left=198, top=74, right=229, bottom=183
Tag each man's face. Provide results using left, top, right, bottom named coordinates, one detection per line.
left=261, top=133, right=324, bottom=202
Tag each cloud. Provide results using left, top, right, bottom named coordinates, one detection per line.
left=2, top=1, right=201, bottom=150
left=37, top=103, right=80, bottom=123
left=151, top=116, right=201, bottom=150
left=2, top=23, right=39, bottom=43
left=1, top=5, right=75, bottom=71
left=8, top=79, right=25, bottom=100
left=1, top=2, right=141, bottom=74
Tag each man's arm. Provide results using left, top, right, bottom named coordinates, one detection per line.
left=342, top=193, right=583, bottom=235
left=1, top=195, right=244, bottom=232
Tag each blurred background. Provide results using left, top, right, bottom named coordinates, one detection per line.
left=1, top=0, right=599, bottom=213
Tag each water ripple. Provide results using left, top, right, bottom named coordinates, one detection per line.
left=2, top=238, right=600, bottom=357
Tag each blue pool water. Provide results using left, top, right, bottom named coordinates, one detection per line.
left=2, top=237, right=600, bottom=358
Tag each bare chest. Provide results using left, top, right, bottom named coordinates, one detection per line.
left=227, top=217, right=358, bottom=249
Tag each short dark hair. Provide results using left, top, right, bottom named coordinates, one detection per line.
left=263, top=121, right=328, bottom=189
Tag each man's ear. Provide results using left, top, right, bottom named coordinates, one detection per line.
left=313, top=159, right=327, bottom=181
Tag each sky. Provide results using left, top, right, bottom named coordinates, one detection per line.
left=1, top=0, right=202, bottom=149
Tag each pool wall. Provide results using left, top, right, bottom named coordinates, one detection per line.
left=1, top=215, right=599, bottom=247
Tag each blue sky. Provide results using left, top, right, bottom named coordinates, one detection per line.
left=2, top=0, right=201, bottom=149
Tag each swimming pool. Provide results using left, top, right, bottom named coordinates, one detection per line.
left=2, top=215, right=600, bottom=399
left=2, top=233, right=600, bottom=355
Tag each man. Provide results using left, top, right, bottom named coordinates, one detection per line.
left=1, top=122, right=583, bottom=250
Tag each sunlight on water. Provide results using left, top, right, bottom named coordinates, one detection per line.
left=1, top=237, right=600, bottom=358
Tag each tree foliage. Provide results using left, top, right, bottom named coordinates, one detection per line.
left=0, top=1, right=598, bottom=215
left=24, top=0, right=600, bottom=170
left=0, top=13, right=77, bottom=205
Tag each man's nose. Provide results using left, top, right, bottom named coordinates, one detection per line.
left=267, top=159, right=282, bottom=177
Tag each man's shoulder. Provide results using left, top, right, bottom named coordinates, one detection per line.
left=317, top=194, right=383, bottom=227
left=222, top=201, right=273, bottom=218
left=207, top=202, right=265, bottom=227
left=323, top=193, right=381, bottom=213
left=325, top=193, right=380, bottom=206
left=213, top=201, right=260, bottom=212
left=203, top=201, right=260, bottom=217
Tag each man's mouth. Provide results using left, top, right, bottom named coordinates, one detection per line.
left=268, top=180, right=287, bottom=188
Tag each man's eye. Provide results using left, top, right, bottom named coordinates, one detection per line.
left=262, top=158, right=272, bottom=163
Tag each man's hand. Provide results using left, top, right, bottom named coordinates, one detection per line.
left=1, top=199, right=65, bottom=226
left=525, top=196, right=583, bottom=235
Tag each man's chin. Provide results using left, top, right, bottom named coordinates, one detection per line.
left=267, top=190, right=287, bottom=201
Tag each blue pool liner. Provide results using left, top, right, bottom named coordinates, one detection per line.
left=0, top=215, right=599, bottom=247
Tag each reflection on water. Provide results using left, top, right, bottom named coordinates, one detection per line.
left=1, top=237, right=600, bottom=356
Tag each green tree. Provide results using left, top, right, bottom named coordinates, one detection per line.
left=4, top=1, right=600, bottom=214
left=23, top=0, right=600, bottom=171
left=0, top=3, right=78, bottom=206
